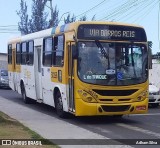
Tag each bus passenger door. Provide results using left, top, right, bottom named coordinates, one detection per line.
left=68, top=42, right=75, bottom=112
left=34, top=46, right=43, bottom=101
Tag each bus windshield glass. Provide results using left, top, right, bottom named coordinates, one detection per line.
left=78, top=41, right=148, bottom=86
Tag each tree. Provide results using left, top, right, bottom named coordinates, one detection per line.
left=148, top=41, right=153, bottom=49
left=49, top=5, right=59, bottom=27
left=64, top=14, right=76, bottom=24
left=148, top=41, right=153, bottom=69
left=17, top=0, right=29, bottom=35
left=17, top=0, right=59, bottom=34
left=79, top=15, right=87, bottom=21
left=91, top=14, right=96, bottom=21
left=29, top=0, right=48, bottom=33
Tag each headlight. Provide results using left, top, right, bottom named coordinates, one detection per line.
left=77, top=89, right=97, bottom=103
left=0, top=77, right=8, bottom=83
left=137, top=91, right=148, bottom=101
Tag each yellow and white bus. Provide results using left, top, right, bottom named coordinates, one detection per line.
left=8, top=21, right=149, bottom=117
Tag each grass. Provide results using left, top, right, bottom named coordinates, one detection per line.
left=0, top=111, right=60, bottom=148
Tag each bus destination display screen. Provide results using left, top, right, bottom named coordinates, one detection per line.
left=77, top=24, right=147, bottom=42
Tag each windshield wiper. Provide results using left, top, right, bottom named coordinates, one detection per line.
left=131, top=45, right=137, bottom=78
left=95, top=40, right=110, bottom=69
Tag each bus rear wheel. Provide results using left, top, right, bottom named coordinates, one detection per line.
left=55, top=92, right=67, bottom=118
left=21, top=83, right=30, bottom=104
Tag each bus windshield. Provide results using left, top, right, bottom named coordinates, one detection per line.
left=78, top=41, right=148, bottom=86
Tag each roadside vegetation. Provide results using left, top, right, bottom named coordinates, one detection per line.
left=0, top=111, right=59, bottom=148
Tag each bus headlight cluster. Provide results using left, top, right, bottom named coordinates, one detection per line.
left=137, top=91, right=148, bottom=101
left=77, top=89, right=97, bottom=103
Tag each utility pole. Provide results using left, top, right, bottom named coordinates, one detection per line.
left=158, top=0, right=160, bottom=51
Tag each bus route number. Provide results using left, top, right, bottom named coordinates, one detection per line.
left=51, top=72, right=57, bottom=79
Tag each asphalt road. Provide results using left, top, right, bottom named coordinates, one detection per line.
left=0, top=88, right=160, bottom=148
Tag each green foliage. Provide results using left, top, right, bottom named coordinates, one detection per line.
left=148, top=41, right=153, bottom=49
left=91, top=14, right=96, bottom=21
left=17, top=0, right=95, bottom=34
left=79, top=15, right=87, bottom=21
left=17, top=0, right=30, bottom=35
left=64, top=13, right=76, bottom=24
left=29, top=0, right=48, bottom=33
left=148, top=41, right=153, bottom=69
left=49, top=5, right=59, bottom=27
left=17, top=0, right=59, bottom=34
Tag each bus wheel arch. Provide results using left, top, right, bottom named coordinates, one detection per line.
left=20, top=80, right=30, bottom=104
left=54, top=87, right=67, bottom=118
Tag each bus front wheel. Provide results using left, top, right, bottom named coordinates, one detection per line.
left=55, top=92, right=67, bottom=118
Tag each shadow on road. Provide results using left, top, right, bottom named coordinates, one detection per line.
left=0, top=89, right=154, bottom=126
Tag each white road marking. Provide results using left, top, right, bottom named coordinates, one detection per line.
left=129, top=113, right=160, bottom=116
left=117, top=123, right=160, bottom=138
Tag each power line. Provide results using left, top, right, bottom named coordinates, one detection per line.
left=111, top=0, right=145, bottom=21
left=0, top=25, right=18, bottom=27
left=108, top=0, right=138, bottom=21
left=0, top=32, right=19, bottom=34
left=118, top=0, right=154, bottom=22
left=75, top=0, right=107, bottom=18
left=94, top=0, right=124, bottom=20
left=132, top=0, right=158, bottom=23
left=0, top=28, right=18, bottom=31
left=115, top=0, right=147, bottom=21
left=98, top=0, right=135, bottom=21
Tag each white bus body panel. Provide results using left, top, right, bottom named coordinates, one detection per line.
left=41, top=66, right=54, bottom=106
left=9, top=71, right=15, bottom=90
left=9, top=28, right=69, bottom=112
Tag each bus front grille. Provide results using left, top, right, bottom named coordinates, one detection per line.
left=99, top=98, right=131, bottom=102
left=101, top=105, right=131, bottom=112
left=93, top=89, right=138, bottom=96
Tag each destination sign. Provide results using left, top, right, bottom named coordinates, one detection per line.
left=77, top=24, right=147, bottom=42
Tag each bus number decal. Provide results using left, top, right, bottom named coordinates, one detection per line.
left=51, top=72, right=57, bottom=79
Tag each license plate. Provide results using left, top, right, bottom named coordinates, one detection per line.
left=136, top=106, right=146, bottom=111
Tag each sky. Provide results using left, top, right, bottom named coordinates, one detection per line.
left=0, top=0, right=159, bottom=54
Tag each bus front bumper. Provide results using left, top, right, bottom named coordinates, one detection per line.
left=75, top=98, right=148, bottom=116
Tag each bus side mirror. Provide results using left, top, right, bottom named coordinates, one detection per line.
left=72, top=45, right=77, bottom=59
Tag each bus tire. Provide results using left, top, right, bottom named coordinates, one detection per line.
left=21, top=83, right=30, bottom=104
left=55, top=91, right=67, bottom=118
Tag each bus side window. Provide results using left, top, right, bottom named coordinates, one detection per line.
left=21, top=42, right=28, bottom=65
left=16, top=43, right=21, bottom=65
left=28, top=41, right=34, bottom=65
left=43, top=37, right=53, bottom=66
left=8, top=44, right=12, bottom=64
left=53, top=35, right=64, bottom=66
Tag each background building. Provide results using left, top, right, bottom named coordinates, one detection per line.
left=0, top=53, right=7, bottom=70
left=149, top=59, right=160, bottom=88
